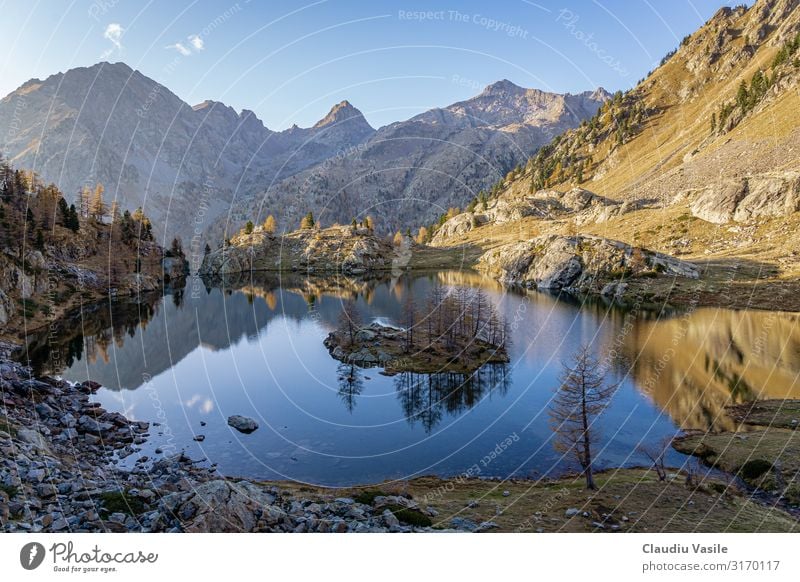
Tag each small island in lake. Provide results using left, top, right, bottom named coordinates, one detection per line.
left=324, top=286, right=510, bottom=375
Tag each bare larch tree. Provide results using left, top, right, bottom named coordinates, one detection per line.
left=549, top=345, right=617, bottom=490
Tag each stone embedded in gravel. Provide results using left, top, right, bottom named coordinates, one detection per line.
left=565, top=508, right=579, bottom=517
left=227, top=415, right=259, bottom=433
left=450, top=517, right=479, bottom=531
left=16, top=428, right=51, bottom=451
left=382, top=509, right=400, bottom=528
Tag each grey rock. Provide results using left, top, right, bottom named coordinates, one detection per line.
left=16, top=428, right=51, bottom=452
left=227, top=415, right=259, bottom=434
left=382, top=509, right=400, bottom=528
left=450, top=517, right=479, bottom=531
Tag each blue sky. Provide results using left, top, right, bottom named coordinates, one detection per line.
left=0, top=0, right=749, bottom=129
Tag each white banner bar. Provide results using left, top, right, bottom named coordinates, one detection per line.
left=1, top=533, right=797, bottom=581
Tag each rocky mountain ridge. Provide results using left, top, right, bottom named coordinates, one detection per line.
left=222, top=81, right=609, bottom=237
left=0, top=62, right=608, bottom=241
left=0, top=62, right=377, bottom=241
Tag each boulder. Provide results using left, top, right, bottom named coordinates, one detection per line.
left=16, top=428, right=51, bottom=452
left=161, top=480, right=280, bottom=532
left=227, top=415, right=259, bottom=434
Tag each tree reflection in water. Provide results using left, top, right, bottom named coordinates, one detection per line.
left=394, top=363, right=511, bottom=432
left=336, top=362, right=364, bottom=413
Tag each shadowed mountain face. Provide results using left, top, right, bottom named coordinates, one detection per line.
left=0, top=62, right=375, bottom=240
left=224, top=81, right=609, bottom=236
left=0, top=63, right=606, bottom=240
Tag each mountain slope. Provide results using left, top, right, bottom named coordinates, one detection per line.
left=0, top=62, right=375, bottom=240
left=427, top=0, right=800, bottom=310
left=498, top=0, right=800, bottom=206
left=219, top=81, right=609, bottom=237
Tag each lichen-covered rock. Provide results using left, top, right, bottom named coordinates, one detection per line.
left=431, top=187, right=631, bottom=244
left=478, top=234, right=699, bottom=292
left=689, top=179, right=748, bottom=224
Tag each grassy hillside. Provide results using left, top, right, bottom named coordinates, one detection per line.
left=425, top=0, right=800, bottom=309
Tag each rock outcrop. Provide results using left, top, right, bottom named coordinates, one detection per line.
left=200, top=226, right=395, bottom=277
left=689, top=172, right=800, bottom=224
left=478, top=234, right=699, bottom=293
left=431, top=187, right=640, bottom=244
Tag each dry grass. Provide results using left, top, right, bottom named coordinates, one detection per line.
left=267, top=468, right=799, bottom=532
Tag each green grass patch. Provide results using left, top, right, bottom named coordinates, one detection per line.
left=98, top=490, right=146, bottom=518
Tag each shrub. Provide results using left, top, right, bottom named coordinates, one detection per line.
left=353, top=489, right=387, bottom=505
left=738, top=459, right=773, bottom=481
left=98, top=490, right=146, bottom=518
left=0, top=483, right=19, bottom=498
left=384, top=504, right=433, bottom=527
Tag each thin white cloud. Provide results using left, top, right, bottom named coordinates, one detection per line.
left=166, top=42, right=192, bottom=56
left=188, top=34, right=204, bottom=51
left=165, top=34, right=204, bottom=57
left=100, top=22, right=124, bottom=58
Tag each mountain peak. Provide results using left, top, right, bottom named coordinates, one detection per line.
left=481, top=79, right=525, bottom=96
left=313, top=100, right=370, bottom=129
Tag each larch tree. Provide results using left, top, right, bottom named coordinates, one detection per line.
left=549, top=345, right=618, bottom=490
left=89, top=184, right=108, bottom=220
left=338, top=300, right=363, bottom=347
left=263, top=215, right=276, bottom=234
left=300, top=211, right=315, bottom=229
left=78, top=186, right=92, bottom=218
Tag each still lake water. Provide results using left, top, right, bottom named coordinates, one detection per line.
left=25, top=271, right=800, bottom=486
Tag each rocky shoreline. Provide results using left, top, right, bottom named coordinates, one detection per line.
left=0, top=348, right=466, bottom=533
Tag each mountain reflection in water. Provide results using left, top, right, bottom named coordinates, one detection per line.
left=16, top=271, right=800, bottom=484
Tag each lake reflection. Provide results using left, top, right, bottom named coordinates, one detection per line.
left=20, top=272, right=800, bottom=486
left=624, top=308, right=800, bottom=431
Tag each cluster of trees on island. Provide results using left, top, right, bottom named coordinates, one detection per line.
left=336, top=284, right=508, bottom=358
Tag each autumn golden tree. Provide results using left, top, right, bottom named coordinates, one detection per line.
left=263, top=215, right=276, bottom=234
left=549, top=346, right=617, bottom=490
left=415, top=226, right=428, bottom=245
left=300, top=211, right=315, bottom=229
left=89, top=184, right=108, bottom=220
left=393, top=231, right=404, bottom=246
